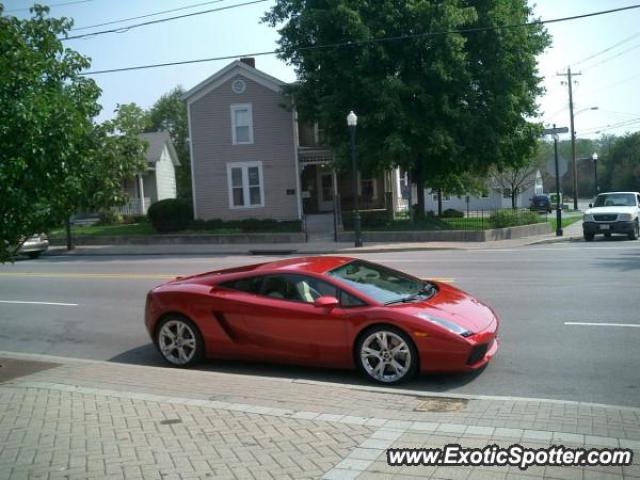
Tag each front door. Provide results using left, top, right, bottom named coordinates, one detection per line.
left=318, top=171, right=334, bottom=212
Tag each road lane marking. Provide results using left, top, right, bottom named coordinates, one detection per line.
left=0, top=300, right=78, bottom=306
left=0, top=272, right=175, bottom=280
left=565, top=322, right=640, bottom=328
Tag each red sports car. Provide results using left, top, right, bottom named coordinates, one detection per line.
left=145, top=256, right=499, bottom=384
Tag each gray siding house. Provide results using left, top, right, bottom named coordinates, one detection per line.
left=184, top=58, right=301, bottom=222
left=184, top=58, right=401, bottom=224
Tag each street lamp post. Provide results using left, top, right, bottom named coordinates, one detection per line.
left=553, top=127, right=563, bottom=237
left=592, top=152, right=599, bottom=195
left=347, top=111, right=363, bottom=247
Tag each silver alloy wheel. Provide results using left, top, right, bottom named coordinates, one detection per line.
left=360, top=330, right=412, bottom=383
left=158, top=319, right=197, bottom=365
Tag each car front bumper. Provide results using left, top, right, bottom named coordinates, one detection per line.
left=583, top=221, right=635, bottom=235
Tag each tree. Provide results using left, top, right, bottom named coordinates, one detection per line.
left=0, top=5, right=145, bottom=262
left=602, top=132, right=640, bottom=192
left=264, top=0, right=549, bottom=217
left=490, top=158, right=540, bottom=209
left=111, top=102, right=150, bottom=135
left=146, top=87, right=191, bottom=201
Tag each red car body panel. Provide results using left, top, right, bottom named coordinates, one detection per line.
left=145, top=256, right=499, bottom=373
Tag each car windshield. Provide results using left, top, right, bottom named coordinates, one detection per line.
left=327, top=260, right=433, bottom=305
left=593, top=193, right=636, bottom=207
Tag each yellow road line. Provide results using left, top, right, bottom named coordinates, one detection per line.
left=0, top=272, right=176, bottom=280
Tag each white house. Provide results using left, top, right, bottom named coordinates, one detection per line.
left=119, top=131, right=180, bottom=215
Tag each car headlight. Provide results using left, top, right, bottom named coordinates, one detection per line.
left=583, top=214, right=594, bottom=222
left=416, top=312, right=472, bottom=337
left=619, top=213, right=633, bottom=221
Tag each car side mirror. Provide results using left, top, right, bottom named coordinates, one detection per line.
left=589, top=203, right=593, bottom=208
left=314, top=296, right=339, bottom=309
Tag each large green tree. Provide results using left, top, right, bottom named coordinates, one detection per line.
left=600, top=132, right=640, bottom=192
left=264, top=0, right=550, bottom=214
left=0, top=4, right=145, bottom=261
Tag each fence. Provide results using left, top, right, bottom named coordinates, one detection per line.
left=342, top=207, right=547, bottom=232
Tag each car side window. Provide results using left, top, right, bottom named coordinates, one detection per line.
left=220, top=276, right=263, bottom=294
left=339, top=290, right=367, bottom=308
left=259, top=274, right=340, bottom=304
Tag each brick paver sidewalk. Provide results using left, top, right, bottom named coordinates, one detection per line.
left=0, top=352, right=638, bottom=480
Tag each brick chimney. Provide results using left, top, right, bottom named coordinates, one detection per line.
left=240, top=57, right=255, bottom=68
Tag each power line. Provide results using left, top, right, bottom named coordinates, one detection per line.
left=580, top=41, right=640, bottom=71
left=579, top=71, right=640, bottom=96
left=4, top=0, right=91, bottom=13
left=581, top=117, right=640, bottom=134
left=71, top=0, right=230, bottom=32
left=573, top=31, right=640, bottom=66
left=63, top=0, right=268, bottom=40
left=81, top=3, right=640, bottom=75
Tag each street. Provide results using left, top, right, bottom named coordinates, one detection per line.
left=0, top=240, right=639, bottom=407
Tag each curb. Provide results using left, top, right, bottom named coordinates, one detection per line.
left=2, top=350, right=638, bottom=413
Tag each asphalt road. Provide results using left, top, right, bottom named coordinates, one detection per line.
left=1, top=239, right=639, bottom=407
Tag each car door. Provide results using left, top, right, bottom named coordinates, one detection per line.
left=241, top=274, right=351, bottom=366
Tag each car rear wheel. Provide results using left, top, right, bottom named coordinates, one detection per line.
left=27, top=252, right=41, bottom=259
left=155, top=315, right=204, bottom=367
left=356, top=326, right=417, bottom=384
left=584, top=233, right=594, bottom=242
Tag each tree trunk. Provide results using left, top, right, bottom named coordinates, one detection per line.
left=414, top=163, right=426, bottom=220
left=511, top=190, right=517, bottom=209
left=437, top=189, right=443, bottom=216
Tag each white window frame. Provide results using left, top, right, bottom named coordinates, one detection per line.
left=230, top=103, right=254, bottom=145
left=226, top=161, right=264, bottom=209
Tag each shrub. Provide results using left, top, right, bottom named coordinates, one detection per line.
left=342, top=209, right=390, bottom=229
left=97, top=210, right=123, bottom=226
left=489, top=209, right=540, bottom=228
left=147, top=199, right=192, bottom=233
left=441, top=208, right=464, bottom=218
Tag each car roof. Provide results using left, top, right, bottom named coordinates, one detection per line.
left=596, top=191, right=640, bottom=195
left=216, top=256, right=356, bottom=276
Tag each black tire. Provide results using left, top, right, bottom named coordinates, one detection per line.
left=27, top=252, right=41, bottom=259
left=629, top=221, right=639, bottom=241
left=155, top=314, right=204, bottom=367
left=355, top=325, right=418, bottom=385
left=584, top=233, right=594, bottom=242
left=604, top=232, right=612, bottom=238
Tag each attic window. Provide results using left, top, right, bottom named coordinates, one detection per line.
left=230, top=103, right=253, bottom=145
left=232, top=79, right=246, bottom=94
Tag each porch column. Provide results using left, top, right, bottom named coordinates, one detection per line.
left=137, top=174, right=146, bottom=215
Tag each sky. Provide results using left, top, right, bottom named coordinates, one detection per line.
left=4, top=0, right=640, bottom=141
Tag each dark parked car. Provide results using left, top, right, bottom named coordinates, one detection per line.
left=529, top=194, right=552, bottom=213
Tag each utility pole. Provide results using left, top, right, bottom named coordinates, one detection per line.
left=558, top=66, right=582, bottom=210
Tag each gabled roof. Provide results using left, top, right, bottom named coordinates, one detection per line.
left=182, top=60, right=286, bottom=105
left=138, top=131, right=180, bottom=166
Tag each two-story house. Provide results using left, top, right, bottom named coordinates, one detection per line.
left=183, top=58, right=403, bottom=226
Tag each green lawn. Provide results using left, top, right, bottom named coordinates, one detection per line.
left=548, top=216, right=581, bottom=231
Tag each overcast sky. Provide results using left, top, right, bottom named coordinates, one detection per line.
left=5, top=0, right=640, bottom=140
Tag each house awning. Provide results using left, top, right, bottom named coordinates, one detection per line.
left=298, top=147, right=333, bottom=166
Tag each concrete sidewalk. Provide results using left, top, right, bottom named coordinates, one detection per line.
left=44, top=222, right=585, bottom=257
left=0, top=351, right=637, bottom=479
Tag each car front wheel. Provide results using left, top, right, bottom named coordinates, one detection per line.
left=629, top=220, right=639, bottom=240
left=356, top=327, right=417, bottom=384
left=584, top=233, right=594, bottom=242
left=155, top=315, right=204, bottom=367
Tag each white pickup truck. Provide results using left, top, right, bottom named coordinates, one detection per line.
left=582, top=192, right=640, bottom=241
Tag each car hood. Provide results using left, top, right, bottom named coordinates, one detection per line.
left=395, top=282, right=497, bottom=333
left=585, top=206, right=637, bottom=215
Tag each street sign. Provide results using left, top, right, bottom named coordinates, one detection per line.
left=546, top=156, right=568, bottom=177
left=542, top=126, right=569, bottom=135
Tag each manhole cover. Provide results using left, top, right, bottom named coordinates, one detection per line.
left=414, top=397, right=468, bottom=412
